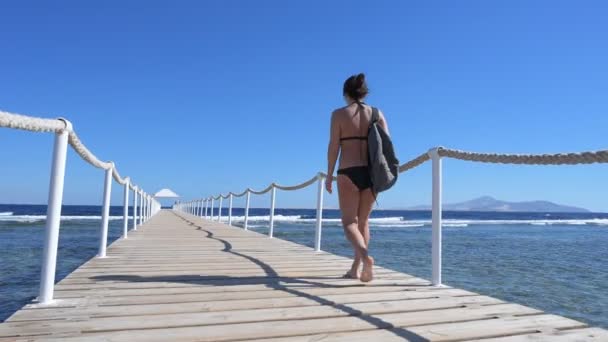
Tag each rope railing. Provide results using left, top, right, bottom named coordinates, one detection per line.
left=274, top=176, right=320, bottom=191
left=0, top=110, right=67, bottom=133
left=438, top=147, right=608, bottom=165
left=178, top=145, right=608, bottom=287
left=67, top=131, right=113, bottom=170
left=0, top=109, right=161, bottom=304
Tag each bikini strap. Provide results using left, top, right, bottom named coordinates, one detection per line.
left=340, top=136, right=368, bottom=141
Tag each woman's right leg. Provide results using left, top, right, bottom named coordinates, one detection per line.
left=337, top=175, right=369, bottom=276
left=358, top=188, right=376, bottom=282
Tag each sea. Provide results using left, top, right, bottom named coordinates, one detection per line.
left=0, top=204, right=607, bottom=329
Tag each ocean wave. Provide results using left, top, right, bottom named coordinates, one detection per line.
left=0, top=212, right=14, bottom=216
left=220, top=215, right=405, bottom=224
left=397, top=219, right=608, bottom=227
left=217, top=215, right=608, bottom=228
left=0, top=215, right=129, bottom=223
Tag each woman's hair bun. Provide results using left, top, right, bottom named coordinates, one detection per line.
left=343, top=73, right=369, bottom=101
left=356, top=73, right=365, bottom=84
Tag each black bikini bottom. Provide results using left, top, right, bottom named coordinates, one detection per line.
left=337, top=166, right=372, bottom=191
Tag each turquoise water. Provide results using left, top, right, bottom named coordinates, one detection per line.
left=0, top=205, right=607, bottom=330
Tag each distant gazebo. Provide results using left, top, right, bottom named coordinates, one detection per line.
left=153, top=188, right=180, bottom=199
left=153, top=188, right=180, bottom=208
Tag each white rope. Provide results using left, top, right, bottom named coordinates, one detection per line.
left=247, top=185, right=274, bottom=195
left=438, top=147, right=608, bottom=165
left=274, top=176, right=318, bottom=191
left=203, top=147, right=608, bottom=202
left=1, top=109, right=132, bottom=187
left=0, top=110, right=66, bottom=133
left=399, top=152, right=431, bottom=173
left=112, top=168, right=128, bottom=185
left=67, top=131, right=112, bottom=170
left=230, top=190, right=249, bottom=198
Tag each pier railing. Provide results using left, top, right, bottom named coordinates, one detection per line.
left=178, top=147, right=608, bottom=286
left=1, top=110, right=161, bottom=304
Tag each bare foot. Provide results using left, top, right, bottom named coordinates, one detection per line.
left=360, top=256, right=374, bottom=283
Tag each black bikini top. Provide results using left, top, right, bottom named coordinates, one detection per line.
left=340, top=101, right=368, bottom=142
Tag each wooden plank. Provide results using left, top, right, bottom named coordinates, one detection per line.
left=472, top=327, right=608, bottom=341
left=0, top=295, right=503, bottom=337
left=6, top=304, right=541, bottom=341
left=253, top=315, right=588, bottom=342
left=9, top=288, right=476, bottom=322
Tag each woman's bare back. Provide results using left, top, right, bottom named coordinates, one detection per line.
left=332, top=103, right=387, bottom=170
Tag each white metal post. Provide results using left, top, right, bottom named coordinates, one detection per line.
left=269, top=186, right=276, bottom=238
left=218, top=197, right=223, bottom=222
left=143, top=193, right=146, bottom=222
left=137, top=188, right=142, bottom=222
left=133, top=187, right=138, bottom=230
left=211, top=198, right=215, bottom=220
left=228, top=194, right=233, bottom=226
left=98, top=166, right=113, bottom=258
left=244, top=190, right=250, bottom=230
left=138, top=191, right=143, bottom=225
left=315, top=173, right=324, bottom=252
left=39, top=120, right=70, bottom=304
left=204, top=199, right=207, bottom=218
left=429, top=148, right=443, bottom=286
left=122, top=179, right=129, bottom=239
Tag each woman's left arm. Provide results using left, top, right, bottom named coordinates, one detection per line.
left=326, top=111, right=340, bottom=194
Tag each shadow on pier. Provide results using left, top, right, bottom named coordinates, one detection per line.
left=92, top=214, right=431, bottom=341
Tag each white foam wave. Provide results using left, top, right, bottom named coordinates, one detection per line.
left=0, top=215, right=129, bottom=223
left=217, top=215, right=608, bottom=228
left=397, top=219, right=608, bottom=227
left=222, top=215, right=403, bottom=223
left=0, top=212, right=14, bottom=216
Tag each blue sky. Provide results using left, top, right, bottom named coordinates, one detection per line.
left=1, top=1, right=607, bottom=211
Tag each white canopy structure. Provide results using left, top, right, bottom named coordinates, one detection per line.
left=154, top=188, right=180, bottom=198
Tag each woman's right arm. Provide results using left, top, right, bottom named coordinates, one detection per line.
left=326, top=111, right=340, bottom=194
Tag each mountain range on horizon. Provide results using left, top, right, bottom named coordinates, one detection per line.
left=404, top=196, right=590, bottom=213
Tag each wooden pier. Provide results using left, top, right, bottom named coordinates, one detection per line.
left=0, top=210, right=606, bottom=341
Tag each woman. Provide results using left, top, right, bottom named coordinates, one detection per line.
left=326, top=73, right=390, bottom=282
